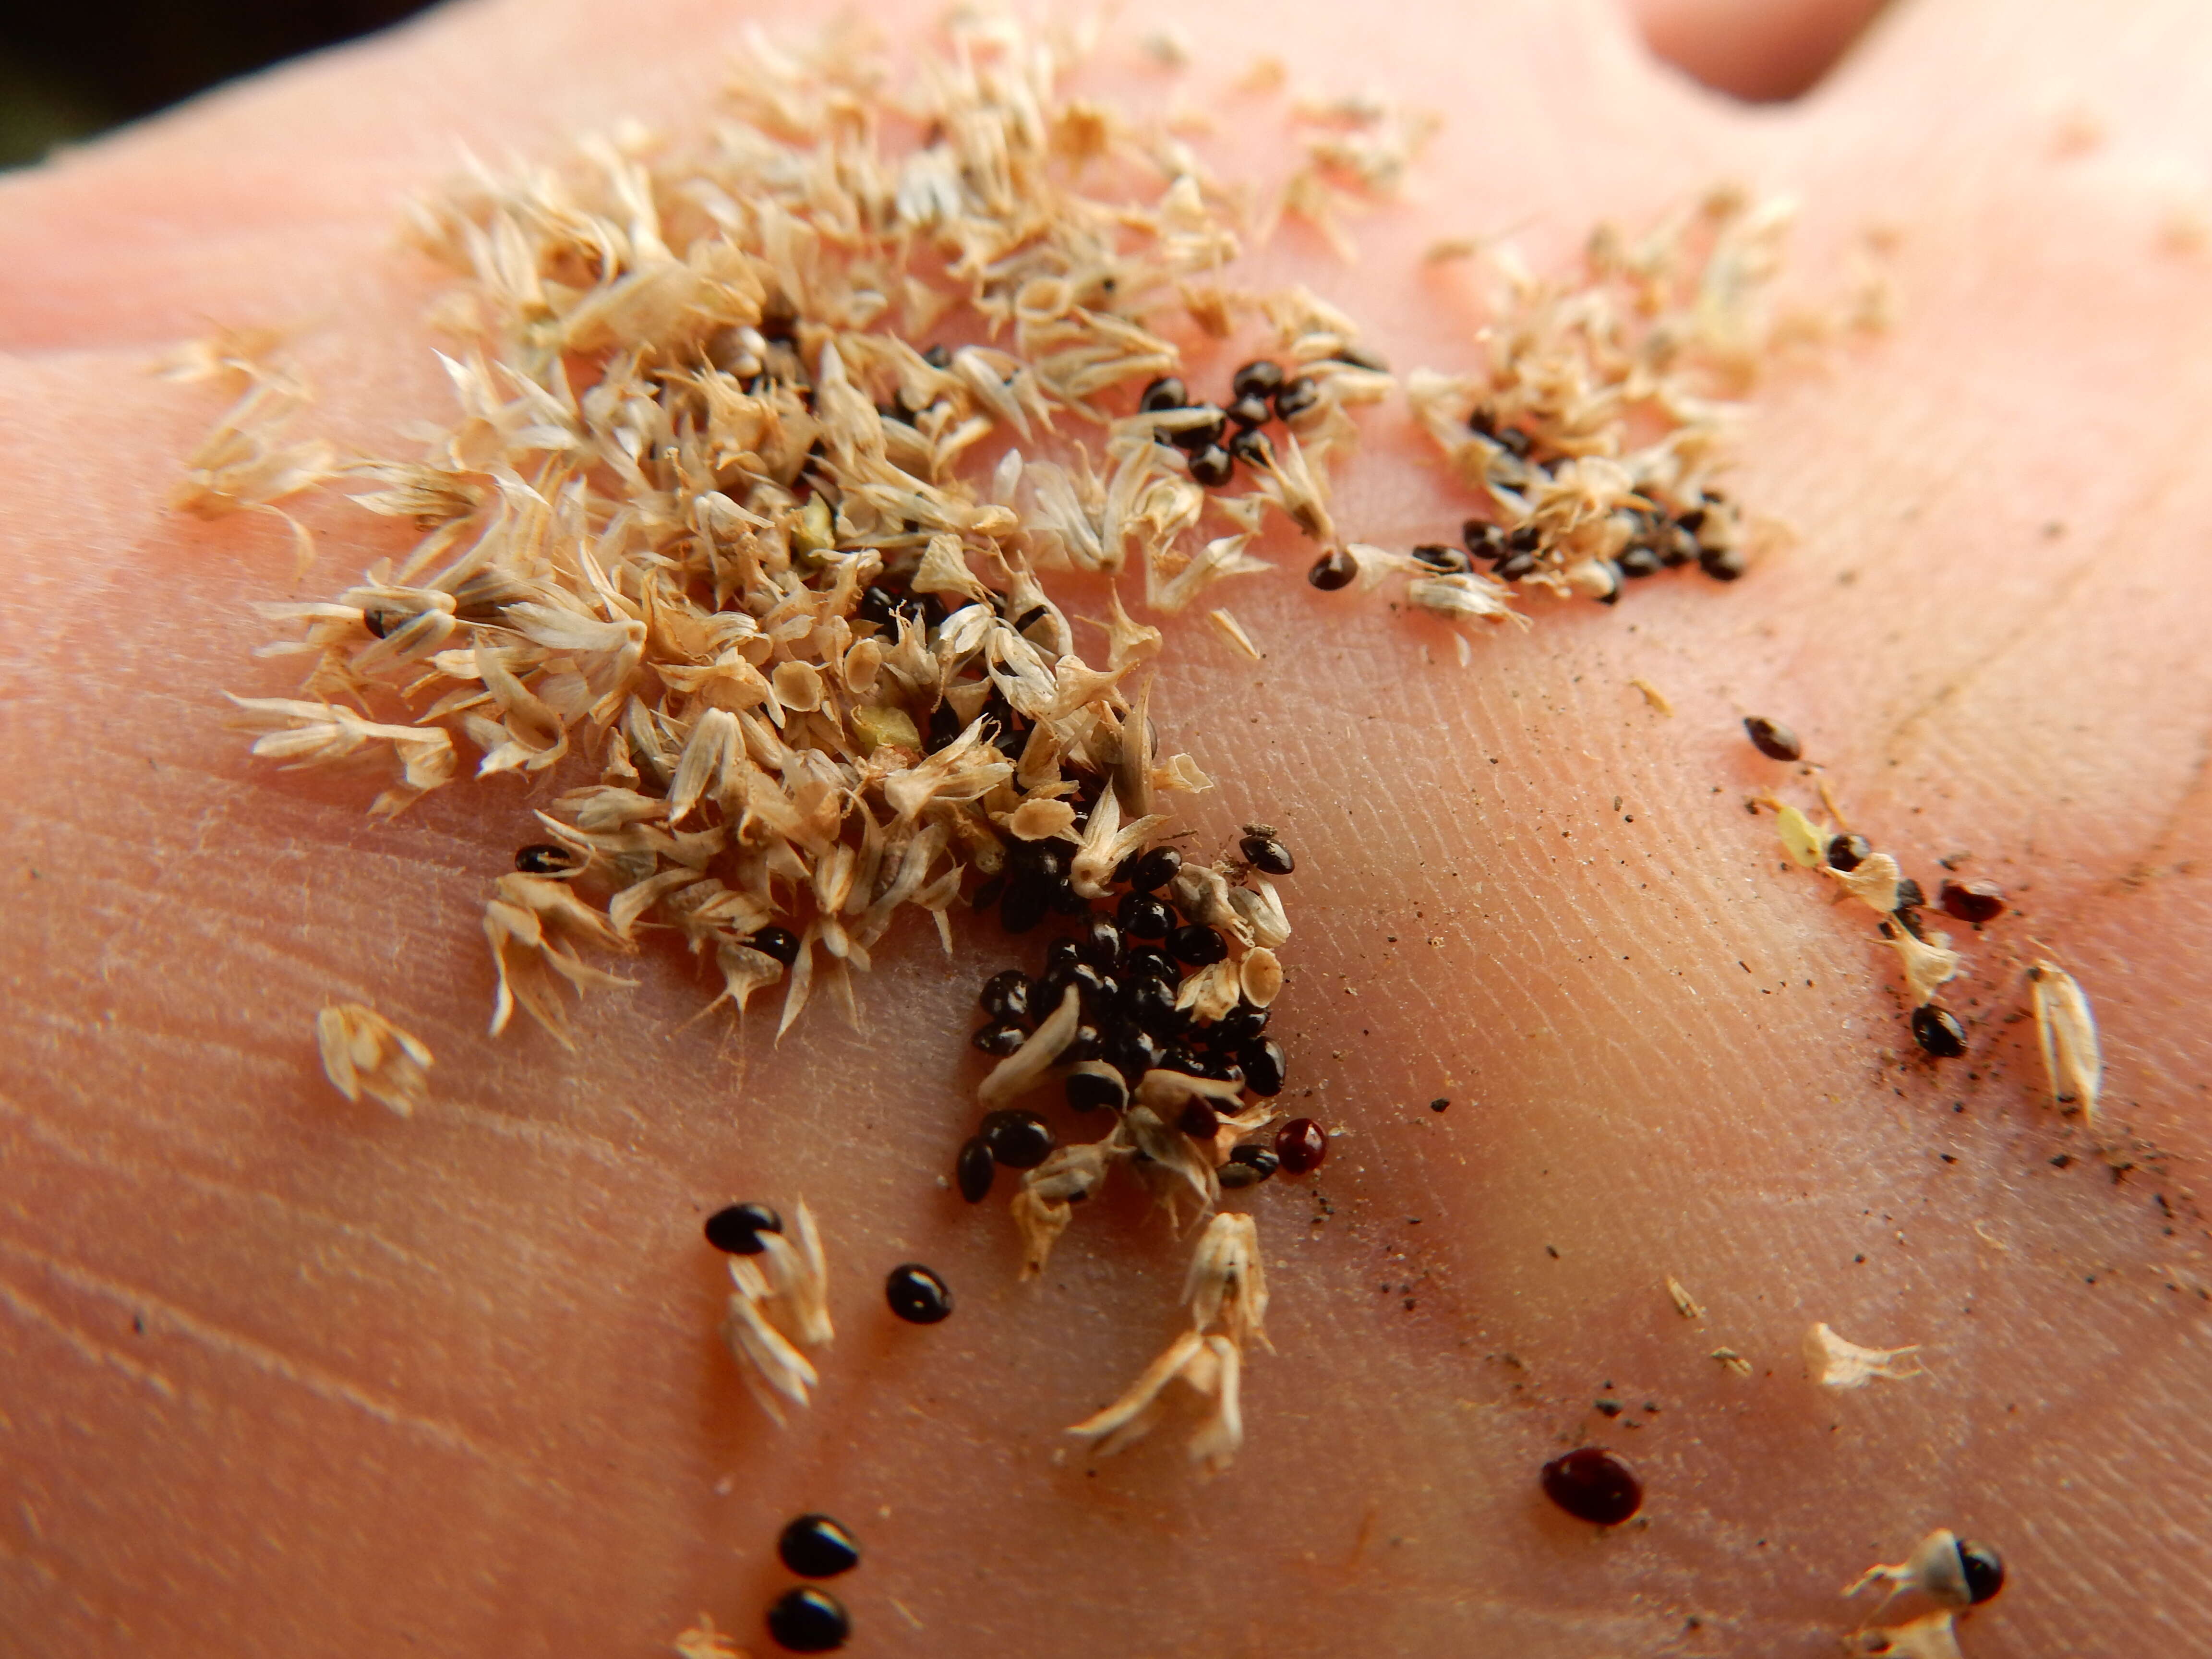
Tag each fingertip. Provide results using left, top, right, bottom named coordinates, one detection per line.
left=1624, top=0, right=1893, bottom=102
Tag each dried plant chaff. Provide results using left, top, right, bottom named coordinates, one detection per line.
left=1804, top=1322, right=1923, bottom=1388
left=2027, top=959, right=2102, bottom=1122
left=315, top=1002, right=433, bottom=1116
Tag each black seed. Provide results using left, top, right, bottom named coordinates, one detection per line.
left=1496, top=426, right=1534, bottom=458
left=1331, top=343, right=1390, bottom=373
left=1826, top=834, right=1872, bottom=873
left=1616, top=543, right=1663, bottom=578
left=1957, top=1539, right=2006, bottom=1605
left=1119, top=973, right=1181, bottom=1032
left=514, top=843, right=576, bottom=875
left=1066, top=1070, right=1127, bottom=1113
left=1593, top=560, right=1625, bottom=604
left=1412, top=543, right=1471, bottom=573
left=1911, top=1004, right=1967, bottom=1059
left=1106, top=1025, right=1166, bottom=1082
left=1188, top=443, right=1234, bottom=488
left=1197, top=1054, right=1245, bottom=1085
left=1170, top=406, right=1228, bottom=454
left=1273, top=376, right=1320, bottom=422
left=969, top=872, right=1006, bottom=912
left=1166, top=924, right=1228, bottom=966
left=971, top=1022, right=1028, bottom=1057
left=1226, top=394, right=1273, bottom=430
left=884, top=1263, right=953, bottom=1325
left=778, top=1514, right=861, bottom=1579
left=766, top=1586, right=850, bottom=1653
left=981, top=1108, right=1056, bottom=1169
left=1743, top=716, right=1802, bottom=762
left=1939, top=879, right=2007, bottom=925
left=1231, top=360, right=1285, bottom=400
left=1239, top=833, right=1294, bottom=875
left=1467, top=404, right=1497, bottom=436
left=1121, top=845, right=1183, bottom=893
left=1065, top=1022, right=1105, bottom=1064
left=1506, top=526, right=1542, bottom=552
left=1160, top=1043, right=1205, bottom=1077
left=1138, top=375, right=1187, bottom=413
left=1117, top=890, right=1174, bottom=941
left=750, top=927, right=802, bottom=966
left=1013, top=603, right=1050, bottom=633
left=1177, top=1099, right=1221, bottom=1140
left=922, top=343, right=952, bottom=369
left=1123, top=944, right=1178, bottom=983
left=926, top=700, right=964, bottom=750
left=1307, top=548, right=1357, bottom=590
left=1240, top=1038, right=1286, bottom=1097
left=999, top=878, right=1050, bottom=934
left=1675, top=505, right=1707, bottom=534
left=1227, top=426, right=1274, bottom=469
left=1540, top=1447, right=1643, bottom=1526
left=704, top=1202, right=783, bottom=1255
left=1077, top=915, right=1124, bottom=969
left=1044, top=938, right=1082, bottom=974
left=1462, top=519, right=1504, bottom=558
left=1698, top=544, right=1748, bottom=581
left=955, top=1136, right=995, bottom=1203
left=1049, top=878, right=1092, bottom=916
left=1228, top=1143, right=1279, bottom=1178
left=362, top=608, right=399, bottom=639
left=856, top=584, right=900, bottom=627
left=1038, top=959, right=1111, bottom=1014
left=1214, top=1002, right=1270, bottom=1046
left=1494, top=550, right=1537, bottom=582
left=1654, top=523, right=1698, bottom=567
left=980, top=968, right=1032, bottom=1024
left=1892, top=877, right=1925, bottom=913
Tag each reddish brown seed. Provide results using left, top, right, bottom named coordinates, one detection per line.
left=1743, top=716, right=1802, bottom=762
left=1177, top=1100, right=1221, bottom=1140
left=1274, top=1117, right=1327, bottom=1175
left=1307, top=548, right=1356, bottom=591
left=1540, top=1447, right=1644, bottom=1526
left=1938, top=878, right=2007, bottom=925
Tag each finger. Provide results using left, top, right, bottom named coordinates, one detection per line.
left=1625, top=0, right=1892, bottom=101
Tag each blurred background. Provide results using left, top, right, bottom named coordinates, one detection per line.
left=0, top=0, right=441, bottom=167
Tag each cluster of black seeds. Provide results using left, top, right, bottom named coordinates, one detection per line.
left=1819, top=831, right=2007, bottom=1061
left=1139, top=350, right=1380, bottom=491
left=956, top=833, right=1302, bottom=1203
left=764, top=1513, right=860, bottom=1652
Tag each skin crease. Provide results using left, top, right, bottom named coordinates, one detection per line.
left=2, top=0, right=2211, bottom=1653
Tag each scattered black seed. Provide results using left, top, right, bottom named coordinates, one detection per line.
left=979, top=968, right=1032, bottom=1023
left=1911, top=1004, right=1968, bottom=1058
left=1116, top=890, right=1174, bottom=941
left=1939, top=879, right=2007, bottom=925
left=1826, top=833, right=1872, bottom=873
left=1467, top=404, right=1498, bottom=436
left=1594, top=1398, right=1625, bottom=1418
left=1121, top=845, right=1183, bottom=893
left=1232, top=359, right=1285, bottom=400
left=1307, top=547, right=1357, bottom=590
left=1188, top=443, right=1235, bottom=488
left=750, top=926, right=803, bottom=966
left=1225, top=394, right=1273, bottom=430
left=1138, top=375, right=1187, bottom=413
left=1227, top=426, right=1274, bottom=469
left=1541, top=1447, right=1643, bottom=1526
left=1064, top=1022, right=1104, bottom=1064
left=1013, top=603, right=1050, bottom=633
left=884, top=1263, right=954, bottom=1325
left=1177, top=1100, right=1221, bottom=1140
left=1043, top=938, right=1082, bottom=974
left=1494, top=550, right=1537, bottom=582
left=971, top=1022, right=1028, bottom=1057
left=1239, top=833, right=1295, bottom=875
left=1957, top=1539, right=2006, bottom=1605
left=1214, top=1002, right=1270, bottom=1046
left=1616, top=543, right=1663, bottom=579
left=1171, top=406, right=1228, bottom=453
left=981, top=1108, right=1056, bottom=1169
left=1743, top=716, right=1802, bottom=762
left=1676, top=505, right=1707, bottom=533
left=1698, top=545, right=1747, bottom=581
left=514, top=843, right=575, bottom=874
left=1124, top=943, right=1178, bottom=983
left=1166, top=923, right=1229, bottom=966
left=704, top=1202, right=783, bottom=1255
left=1240, top=1038, right=1286, bottom=1097
left=1462, top=519, right=1504, bottom=559
left=956, top=1135, right=996, bottom=1203
left=1066, top=1070, right=1127, bottom=1113
left=1892, top=877, right=1926, bottom=913
left=1274, top=1117, right=1327, bottom=1174
left=766, top=1586, right=851, bottom=1653
left=1411, top=542, right=1471, bottom=574
left=1654, top=522, right=1698, bottom=567
left=1430, top=1097, right=1450, bottom=1113
left=778, top=1514, right=861, bottom=1579
left=1273, top=376, right=1320, bottom=422
left=1037, top=960, right=1113, bottom=1018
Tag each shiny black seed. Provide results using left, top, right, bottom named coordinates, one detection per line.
left=1506, top=526, right=1542, bottom=552
left=1106, top=1025, right=1166, bottom=1082
left=766, top=1586, right=850, bottom=1653
left=999, top=878, right=1050, bottom=934
left=971, top=1022, right=1027, bottom=1057
left=1188, top=443, right=1235, bottom=488
left=1013, top=604, right=1050, bottom=633
left=778, top=1515, right=861, bottom=1579
left=1462, top=519, right=1504, bottom=557
left=1121, top=845, right=1183, bottom=894
left=1412, top=543, right=1470, bottom=573
left=956, top=1136, right=996, bottom=1203
left=750, top=927, right=802, bottom=965
left=981, top=1108, right=1055, bottom=1169
left=1228, top=1143, right=1279, bottom=1178
left=1239, top=833, right=1294, bottom=875
left=884, top=1263, right=954, bottom=1325
left=1166, top=924, right=1228, bottom=966
left=1307, top=548, right=1357, bottom=590
left=704, top=1202, right=783, bottom=1255
left=514, top=843, right=576, bottom=874
left=1957, top=1539, right=2006, bottom=1605
left=1743, top=716, right=1801, bottom=762
left=1273, top=376, right=1320, bottom=422
left=1676, top=506, right=1707, bottom=534
left=1119, top=974, right=1181, bottom=1032
left=1494, top=550, right=1537, bottom=582
left=1117, top=890, right=1174, bottom=941
left=1911, top=1004, right=1967, bottom=1058
left=1160, top=1044, right=1205, bottom=1077
left=922, top=343, right=952, bottom=369
left=1654, top=523, right=1698, bottom=567
left=980, top=968, right=1032, bottom=1023
left=1240, top=1038, right=1286, bottom=1097
left=1197, top=1055, right=1245, bottom=1085
left=1139, top=375, right=1187, bottom=413
left=1333, top=344, right=1389, bottom=372
left=1698, top=545, right=1747, bottom=581
left=1177, top=1099, right=1221, bottom=1140
left=1231, top=360, right=1285, bottom=400
left=1050, top=879, right=1092, bottom=916
left=1540, top=1447, right=1643, bottom=1526
left=1593, top=560, right=1625, bottom=604
left=362, top=608, right=401, bottom=639
left=1065, top=1023, right=1105, bottom=1064
left=1044, top=938, right=1082, bottom=974
left=1066, top=1070, right=1127, bottom=1113
left=1123, top=944, right=1178, bottom=983
left=1826, top=834, right=1872, bottom=873
left=969, top=872, right=1006, bottom=912
left=1214, top=1002, right=1270, bottom=1046
left=1038, top=957, right=1110, bottom=1006
left=926, top=700, right=964, bottom=750
left=1170, top=406, right=1229, bottom=452
left=1078, top=915, right=1124, bottom=969
left=1893, top=877, right=1926, bottom=913
left=1616, top=543, right=1663, bottom=578
left=1225, top=394, right=1273, bottom=431
left=1939, top=879, right=2007, bottom=925
left=1227, top=426, right=1274, bottom=469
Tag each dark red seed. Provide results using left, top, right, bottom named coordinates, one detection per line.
left=1938, top=879, right=2007, bottom=925
left=1540, top=1447, right=1643, bottom=1526
left=1274, top=1118, right=1327, bottom=1175
left=1911, top=1004, right=1967, bottom=1058
left=1177, top=1100, right=1221, bottom=1140
left=1743, top=716, right=1801, bottom=762
left=1307, top=548, right=1357, bottom=590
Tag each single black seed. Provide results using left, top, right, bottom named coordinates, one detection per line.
left=922, top=343, right=952, bottom=369
left=1593, top=560, right=1625, bottom=604
left=1412, top=543, right=1470, bottom=573
left=1049, top=878, right=1092, bottom=916
left=766, top=1586, right=850, bottom=1653
left=1675, top=506, right=1707, bottom=534
left=956, top=1136, right=996, bottom=1203
left=856, top=584, right=900, bottom=627
left=1892, top=877, right=1926, bottom=913
left=1228, top=1143, right=1280, bottom=1178
left=1214, top=1002, right=1270, bottom=1046
left=1957, top=1540, right=2006, bottom=1605
left=514, top=843, right=575, bottom=875
left=750, top=927, right=802, bottom=966
left=1231, top=359, right=1285, bottom=400
left=971, top=1022, right=1028, bottom=1057
left=1540, top=1447, right=1644, bottom=1526
left=1743, top=716, right=1802, bottom=762
left=926, top=700, right=964, bottom=750
left=1013, top=603, right=1050, bottom=633
left=999, top=878, right=1050, bottom=934
left=1911, top=1004, right=1968, bottom=1059
left=1225, top=394, right=1273, bottom=430
left=1241, top=1038, right=1286, bottom=1097
left=1227, top=426, right=1274, bottom=469
left=1939, top=879, right=2007, bottom=925
left=1022, top=843, right=1072, bottom=884
left=1121, top=845, right=1183, bottom=894
left=1698, top=545, right=1748, bottom=581
left=778, top=1514, right=861, bottom=1579
left=1138, top=375, right=1187, bottom=413
left=1331, top=344, right=1390, bottom=373
left=1189, top=444, right=1234, bottom=489
left=1123, top=944, right=1178, bottom=984
left=1064, top=1022, right=1104, bottom=1064
left=1494, top=550, right=1537, bottom=582
left=1307, top=548, right=1357, bottom=590
left=1273, top=376, right=1320, bottom=422
left=1197, top=1055, right=1245, bottom=1085
left=1826, top=834, right=1872, bottom=873
left=1117, top=890, right=1174, bottom=941
left=1044, top=938, right=1082, bottom=974
left=1077, top=915, right=1124, bottom=969
left=979, top=968, right=1032, bottom=1024
left=1462, top=519, right=1504, bottom=557
left=1171, top=406, right=1229, bottom=453
left=1617, top=543, right=1663, bottom=578
left=1119, top=973, right=1181, bottom=1032
left=969, top=872, right=1006, bottom=912
left=1240, top=833, right=1295, bottom=875
left=1506, top=526, right=1542, bottom=552
left=1107, top=1025, right=1166, bottom=1082
left=1166, top=923, right=1229, bottom=966
left=1066, top=1070, right=1127, bottom=1113
left=1467, top=404, right=1498, bottom=436
left=1654, top=523, right=1698, bottom=567
left=362, top=608, right=399, bottom=639
left=884, top=1263, right=954, bottom=1325
left=981, top=1108, right=1056, bottom=1169
left=704, top=1202, right=783, bottom=1255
